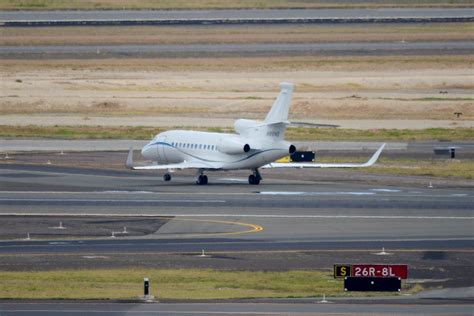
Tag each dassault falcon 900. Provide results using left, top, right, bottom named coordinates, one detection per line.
left=126, top=82, right=385, bottom=185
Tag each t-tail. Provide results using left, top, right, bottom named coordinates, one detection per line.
left=234, top=82, right=294, bottom=140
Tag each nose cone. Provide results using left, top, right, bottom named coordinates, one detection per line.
left=141, top=145, right=154, bottom=160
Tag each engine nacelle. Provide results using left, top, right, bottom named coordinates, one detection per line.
left=218, top=139, right=251, bottom=155
left=289, top=144, right=296, bottom=154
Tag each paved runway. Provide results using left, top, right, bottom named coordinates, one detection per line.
left=1, top=41, right=472, bottom=59
left=2, top=8, right=471, bottom=22
left=1, top=8, right=472, bottom=27
left=0, top=163, right=472, bottom=245
left=0, top=158, right=473, bottom=312
left=1, top=301, right=473, bottom=315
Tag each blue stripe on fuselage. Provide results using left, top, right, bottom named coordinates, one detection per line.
left=148, top=141, right=281, bottom=164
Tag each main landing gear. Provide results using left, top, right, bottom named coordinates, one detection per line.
left=163, top=173, right=172, bottom=182
left=248, top=169, right=262, bottom=185
left=196, top=170, right=208, bottom=185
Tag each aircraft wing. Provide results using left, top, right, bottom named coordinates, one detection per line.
left=262, top=143, right=385, bottom=169
left=125, top=149, right=216, bottom=170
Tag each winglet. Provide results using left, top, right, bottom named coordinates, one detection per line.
left=125, top=147, right=134, bottom=169
left=361, top=143, right=385, bottom=167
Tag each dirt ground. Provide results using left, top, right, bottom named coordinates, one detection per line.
left=1, top=59, right=472, bottom=129
left=2, top=24, right=472, bottom=46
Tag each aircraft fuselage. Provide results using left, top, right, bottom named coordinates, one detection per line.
left=141, top=130, right=293, bottom=170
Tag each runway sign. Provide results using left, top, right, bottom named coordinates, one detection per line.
left=334, top=264, right=408, bottom=279
left=352, top=264, right=408, bottom=279
left=344, top=277, right=401, bottom=292
left=334, top=264, right=351, bottom=278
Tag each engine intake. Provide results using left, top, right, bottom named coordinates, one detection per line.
left=289, top=144, right=296, bottom=154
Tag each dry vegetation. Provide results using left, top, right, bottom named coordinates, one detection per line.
left=1, top=55, right=472, bottom=124
left=1, top=21, right=472, bottom=131
left=1, top=0, right=472, bottom=10
left=2, top=23, right=473, bottom=46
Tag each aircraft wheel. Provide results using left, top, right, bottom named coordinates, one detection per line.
left=248, top=175, right=260, bottom=185
left=163, top=173, right=172, bottom=182
left=196, top=175, right=208, bottom=185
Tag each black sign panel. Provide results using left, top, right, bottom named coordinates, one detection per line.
left=344, top=277, right=401, bottom=292
left=291, top=151, right=315, bottom=162
left=334, top=264, right=351, bottom=278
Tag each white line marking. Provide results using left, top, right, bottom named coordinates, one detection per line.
left=100, top=190, right=155, bottom=194
left=0, top=199, right=226, bottom=203
left=370, top=188, right=401, bottom=192
left=0, top=213, right=471, bottom=220
left=0, top=191, right=471, bottom=198
left=258, top=191, right=375, bottom=196
left=0, top=310, right=295, bottom=315
left=217, top=178, right=249, bottom=182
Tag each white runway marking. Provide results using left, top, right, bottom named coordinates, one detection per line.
left=258, top=191, right=375, bottom=196
left=1, top=213, right=472, bottom=220
left=0, top=198, right=226, bottom=203
left=0, top=191, right=471, bottom=198
left=370, top=188, right=402, bottom=192
left=100, top=190, right=155, bottom=194
left=217, top=178, right=249, bottom=183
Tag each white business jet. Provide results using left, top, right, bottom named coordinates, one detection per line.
left=126, top=82, right=385, bottom=185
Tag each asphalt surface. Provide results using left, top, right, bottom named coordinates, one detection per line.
left=0, top=139, right=407, bottom=152
left=0, top=161, right=472, bottom=250
left=3, top=139, right=474, bottom=153
left=2, top=8, right=472, bottom=22
left=0, top=150, right=472, bottom=313
left=1, top=41, right=472, bottom=59
left=1, top=301, right=473, bottom=315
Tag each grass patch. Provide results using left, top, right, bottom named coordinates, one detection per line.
left=1, top=55, right=470, bottom=73
left=0, top=268, right=419, bottom=300
left=317, top=156, right=474, bottom=179
left=372, top=158, right=474, bottom=179
left=286, top=127, right=474, bottom=142
left=0, top=125, right=472, bottom=141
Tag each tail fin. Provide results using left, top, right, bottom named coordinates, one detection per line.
left=264, top=82, right=294, bottom=124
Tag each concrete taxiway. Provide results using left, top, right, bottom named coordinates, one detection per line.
left=1, top=8, right=472, bottom=27
left=2, top=41, right=472, bottom=59
left=2, top=8, right=471, bottom=22
left=0, top=161, right=472, bottom=274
